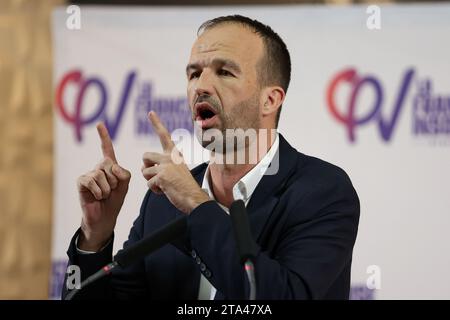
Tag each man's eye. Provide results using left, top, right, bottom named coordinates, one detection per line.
left=189, top=72, right=200, bottom=80
left=218, top=69, right=233, bottom=77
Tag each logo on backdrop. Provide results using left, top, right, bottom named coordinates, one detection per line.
left=326, top=67, right=450, bottom=143
left=55, top=69, right=192, bottom=143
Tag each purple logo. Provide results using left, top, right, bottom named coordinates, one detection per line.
left=56, top=69, right=136, bottom=142
left=327, top=68, right=415, bottom=143
left=55, top=70, right=192, bottom=143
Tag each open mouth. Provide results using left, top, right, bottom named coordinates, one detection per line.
left=195, top=103, right=217, bottom=121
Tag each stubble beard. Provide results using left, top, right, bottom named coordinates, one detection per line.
left=194, top=93, right=260, bottom=153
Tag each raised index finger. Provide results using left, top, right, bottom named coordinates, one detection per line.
left=96, top=122, right=117, bottom=163
left=148, top=111, right=175, bottom=152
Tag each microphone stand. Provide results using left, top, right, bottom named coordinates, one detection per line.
left=64, top=261, right=118, bottom=300
left=230, top=200, right=258, bottom=300
left=64, top=216, right=187, bottom=300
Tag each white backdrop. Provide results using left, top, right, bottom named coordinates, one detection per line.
left=50, top=4, right=450, bottom=299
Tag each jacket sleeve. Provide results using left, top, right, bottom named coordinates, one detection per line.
left=186, top=170, right=360, bottom=300
left=62, top=191, right=153, bottom=300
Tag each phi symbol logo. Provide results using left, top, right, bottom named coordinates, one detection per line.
left=326, top=67, right=415, bottom=143
left=55, top=69, right=137, bottom=143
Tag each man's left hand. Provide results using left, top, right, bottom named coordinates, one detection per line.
left=142, top=111, right=210, bottom=214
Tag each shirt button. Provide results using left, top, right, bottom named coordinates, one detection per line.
left=191, top=250, right=197, bottom=259
left=204, top=269, right=211, bottom=278
left=200, top=263, right=206, bottom=272
left=196, top=257, right=201, bottom=265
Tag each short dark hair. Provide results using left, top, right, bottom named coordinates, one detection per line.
left=198, top=15, right=291, bottom=127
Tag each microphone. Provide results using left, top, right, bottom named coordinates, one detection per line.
left=114, top=216, right=187, bottom=268
left=65, top=216, right=187, bottom=300
left=230, top=199, right=258, bottom=300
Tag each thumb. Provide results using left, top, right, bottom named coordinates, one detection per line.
left=112, top=164, right=131, bottom=182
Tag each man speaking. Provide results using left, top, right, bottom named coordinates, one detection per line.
left=63, top=15, right=360, bottom=300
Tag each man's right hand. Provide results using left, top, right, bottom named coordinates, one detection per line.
left=76, top=123, right=131, bottom=252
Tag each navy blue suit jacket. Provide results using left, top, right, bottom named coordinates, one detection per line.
left=63, top=134, right=360, bottom=300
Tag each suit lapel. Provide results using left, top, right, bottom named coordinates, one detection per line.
left=191, top=135, right=300, bottom=244
left=245, top=134, right=300, bottom=242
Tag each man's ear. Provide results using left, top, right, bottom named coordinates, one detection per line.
left=261, top=86, right=285, bottom=117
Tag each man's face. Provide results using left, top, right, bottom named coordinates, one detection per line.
left=186, top=23, right=265, bottom=148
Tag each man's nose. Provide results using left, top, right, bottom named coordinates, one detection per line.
left=194, top=70, right=214, bottom=97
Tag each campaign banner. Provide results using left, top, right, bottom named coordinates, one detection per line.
left=51, top=4, right=450, bottom=299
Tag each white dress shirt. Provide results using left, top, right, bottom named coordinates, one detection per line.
left=197, top=133, right=280, bottom=300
